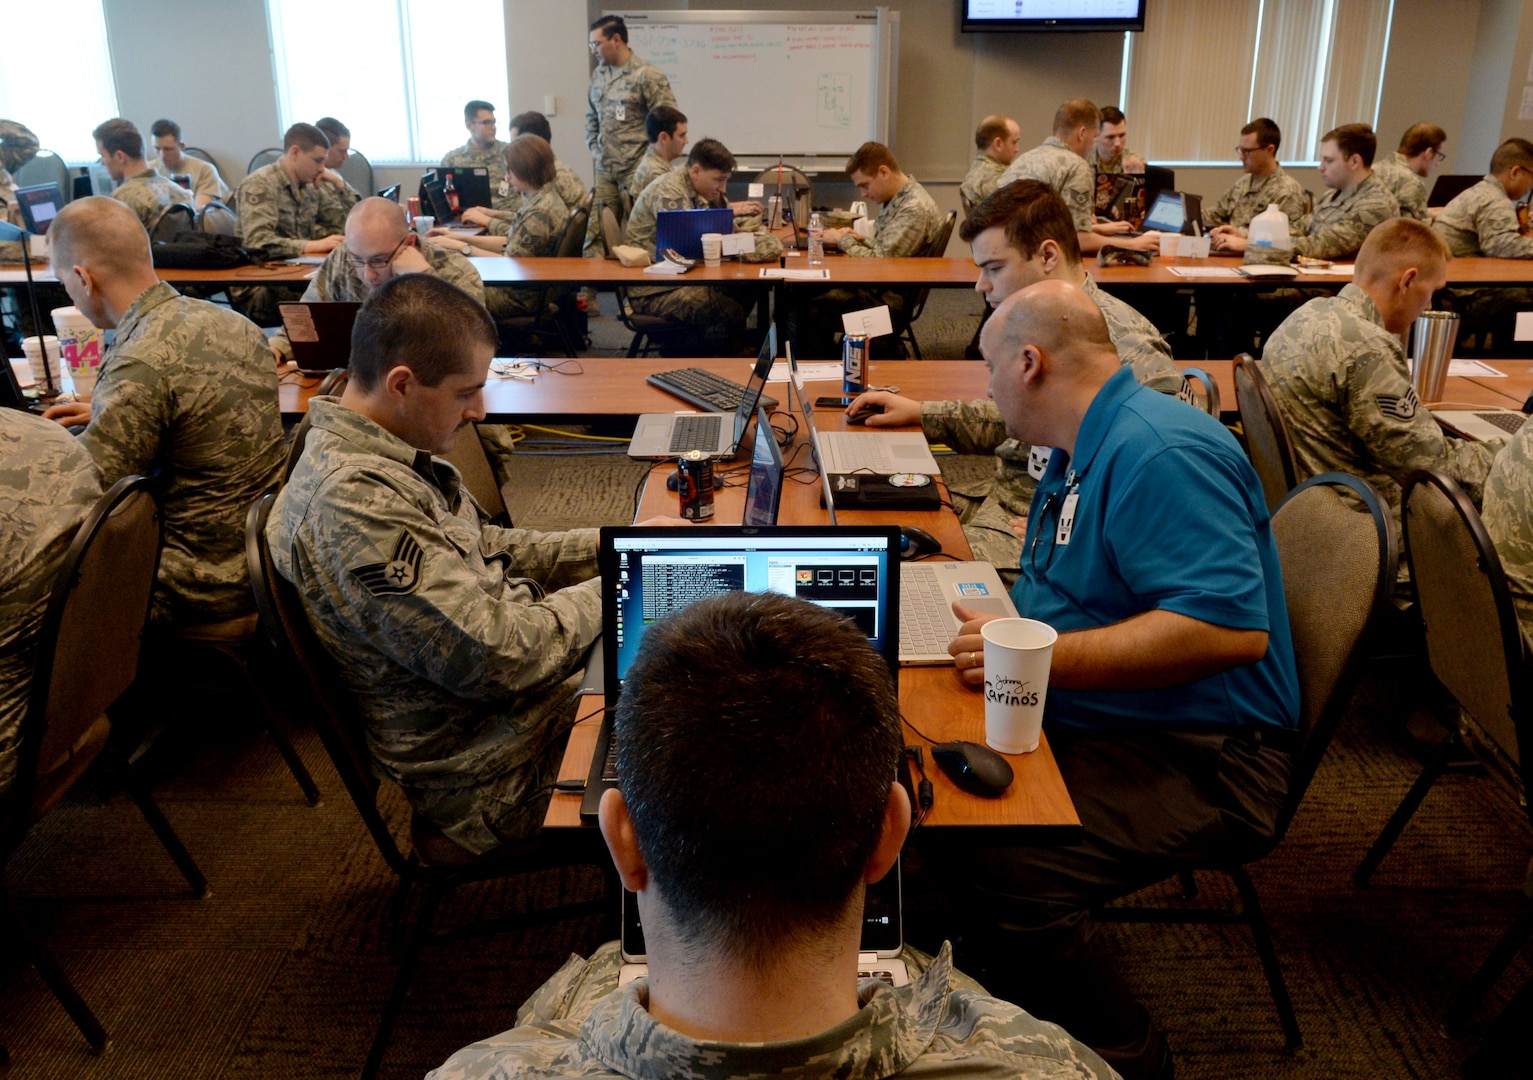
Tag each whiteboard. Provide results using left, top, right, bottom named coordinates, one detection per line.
left=612, top=10, right=898, bottom=163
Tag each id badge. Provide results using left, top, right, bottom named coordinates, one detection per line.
left=1056, top=491, right=1079, bottom=546
left=1027, top=446, right=1053, bottom=481
left=614, top=103, right=627, bottom=122
left=498, top=178, right=510, bottom=197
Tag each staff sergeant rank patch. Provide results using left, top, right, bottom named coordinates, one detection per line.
left=1375, top=388, right=1419, bottom=420
left=353, top=530, right=424, bottom=595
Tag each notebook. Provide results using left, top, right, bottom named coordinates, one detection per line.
left=742, top=407, right=785, bottom=526
left=626, top=327, right=775, bottom=458
left=277, top=302, right=362, bottom=375
left=656, top=207, right=734, bottom=260
left=580, top=524, right=903, bottom=821
left=900, top=560, right=1020, bottom=665
left=1433, top=408, right=1528, bottom=442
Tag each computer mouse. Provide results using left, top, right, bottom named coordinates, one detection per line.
left=846, top=403, right=885, bottom=425
left=930, top=740, right=1015, bottom=798
left=899, top=525, right=941, bottom=560
left=665, top=470, right=680, bottom=491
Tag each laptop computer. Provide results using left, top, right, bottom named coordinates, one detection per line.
left=1434, top=407, right=1528, bottom=442
left=1, top=358, right=48, bottom=413
left=787, top=350, right=838, bottom=524
left=626, top=327, right=775, bottom=458
left=377, top=183, right=401, bottom=202
left=15, top=183, right=63, bottom=235
left=580, top=524, right=903, bottom=821
left=656, top=207, right=733, bottom=260
left=1132, top=191, right=1201, bottom=237
left=277, top=301, right=361, bottom=375
left=73, top=165, right=113, bottom=201
left=1429, top=174, right=1481, bottom=207
left=900, top=560, right=1020, bottom=665
left=785, top=345, right=943, bottom=480
left=418, top=168, right=491, bottom=221
left=742, top=407, right=785, bottom=526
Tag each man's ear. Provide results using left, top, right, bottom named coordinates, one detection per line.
left=1019, top=343, right=1046, bottom=384
left=382, top=364, right=414, bottom=403
left=865, top=782, right=911, bottom=884
left=599, top=787, right=649, bottom=893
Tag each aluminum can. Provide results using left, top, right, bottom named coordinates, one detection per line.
left=406, top=195, right=421, bottom=224
left=677, top=450, right=715, bottom=521
left=843, top=334, right=868, bottom=395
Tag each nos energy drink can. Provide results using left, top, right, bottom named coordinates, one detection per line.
left=677, top=451, right=715, bottom=521
left=843, top=334, right=868, bottom=395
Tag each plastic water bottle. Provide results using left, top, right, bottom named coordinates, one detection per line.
left=808, top=211, right=825, bottom=267
left=1246, top=204, right=1291, bottom=262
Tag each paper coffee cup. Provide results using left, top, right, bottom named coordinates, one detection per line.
left=22, top=335, right=60, bottom=387
left=415, top=215, right=435, bottom=238
left=52, top=306, right=104, bottom=402
left=1159, top=234, right=1179, bottom=259
left=700, top=232, right=723, bottom=266
left=981, top=618, right=1057, bottom=754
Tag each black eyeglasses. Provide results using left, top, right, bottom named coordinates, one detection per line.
left=346, top=235, right=408, bottom=273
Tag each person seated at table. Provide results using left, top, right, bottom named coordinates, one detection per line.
left=1086, top=106, right=1144, bottom=176
left=1213, top=124, right=1399, bottom=260
left=1262, top=217, right=1497, bottom=525
left=960, top=114, right=1021, bottom=208
left=1434, top=137, right=1533, bottom=258
left=92, top=117, right=194, bottom=231
left=622, top=137, right=778, bottom=357
left=442, top=99, right=511, bottom=210
left=452, top=135, right=569, bottom=270
left=627, top=105, right=688, bottom=201
left=508, top=111, right=588, bottom=212
left=41, top=197, right=285, bottom=629
left=846, top=180, right=1182, bottom=577
left=1373, top=122, right=1446, bottom=223
left=0, top=118, right=40, bottom=272
left=427, top=590, right=1116, bottom=1080
left=1482, top=421, right=1533, bottom=650
left=938, top=279, right=1297, bottom=1080
left=269, top=274, right=679, bottom=856
left=1200, top=117, right=1310, bottom=235
left=149, top=118, right=231, bottom=208
left=313, top=116, right=363, bottom=236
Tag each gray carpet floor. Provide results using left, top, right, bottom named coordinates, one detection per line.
left=3, top=295, right=1530, bottom=1078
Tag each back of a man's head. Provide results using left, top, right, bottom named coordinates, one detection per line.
left=348, top=274, right=496, bottom=392
left=845, top=141, right=899, bottom=177
left=959, top=179, right=1082, bottom=266
left=1242, top=117, right=1282, bottom=152
left=1053, top=99, right=1101, bottom=137
left=1398, top=122, right=1446, bottom=156
left=283, top=122, right=328, bottom=153
left=1355, top=216, right=1449, bottom=288
left=50, top=196, right=153, bottom=281
left=645, top=105, right=686, bottom=144
left=1325, top=123, right=1377, bottom=167
left=615, top=591, right=902, bottom=962
left=509, top=110, right=553, bottom=142
left=92, top=118, right=144, bottom=161
left=1490, top=137, right=1533, bottom=176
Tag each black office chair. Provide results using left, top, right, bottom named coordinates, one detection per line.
left=600, top=205, right=690, bottom=357
left=338, top=150, right=373, bottom=196
left=892, top=210, right=958, bottom=360
left=498, top=206, right=588, bottom=358
left=1233, top=354, right=1298, bottom=513
left=245, top=148, right=283, bottom=175
left=14, top=150, right=71, bottom=203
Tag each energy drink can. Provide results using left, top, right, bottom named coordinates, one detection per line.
left=843, top=334, right=868, bottom=395
left=677, top=451, right=715, bottom=521
left=406, top=195, right=421, bottom=224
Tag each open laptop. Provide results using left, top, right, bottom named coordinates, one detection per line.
left=1, top=358, right=48, bottom=413
left=656, top=207, right=734, bottom=260
left=1133, top=190, right=1202, bottom=237
left=900, top=560, right=1020, bottom=665
left=418, top=168, right=491, bottom=222
left=580, top=525, right=903, bottom=822
left=787, top=350, right=838, bottom=523
left=785, top=345, right=942, bottom=479
left=627, top=328, right=775, bottom=458
left=742, top=407, right=785, bottom=526
left=277, top=301, right=361, bottom=375
left=1434, top=408, right=1528, bottom=442
left=73, top=165, right=113, bottom=200
left=376, top=183, right=401, bottom=202
left=15, top=183, right=63, bottom=235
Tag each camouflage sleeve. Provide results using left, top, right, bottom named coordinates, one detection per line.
left=315, top=181, right=361, bottom=236
left=585, top=76, right=602, bottom=157
left=920, top=399, right=1006, bottom=455
left=1062, top=162, right=1095, bottom=231
left=1291, top=193, right=1396, bottom=260
left=237, top=184, right=305, bottom=260
left=839, top=198, right=935, bottom=258
left=1469, top=194, right=1533, bottom=259
left=477, top=523, right=600, bottom=593
left=623, top=192, right=660, bottom=258
left=514, top=942, right=623, bottom=1025
left=1397, top=177, right=1430, bottom=222
left=1275, top=179, right=1311, bottom=227
left=500, top=202, right=562, bottom=258
left=641, top=65, right=677, bottom=112
left=77, top=356, right=172, bottom=485
left=1201, top=182, right=1238, bottom=228
left=434, top=250, right=486, bottom=304
left=1483, top=424, right=1533, bottom=643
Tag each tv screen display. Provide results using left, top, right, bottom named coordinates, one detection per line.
left=963, top=0, right=1146, bottom=33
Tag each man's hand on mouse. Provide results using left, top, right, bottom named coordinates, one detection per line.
left=949, top=600, right=1005, bottom=688
left=846, top=390, right=919, bottom=427
left=635, top=515, right=693, bottom=527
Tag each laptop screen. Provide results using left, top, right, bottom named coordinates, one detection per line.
left=16, top=183, right=63, bottom=235
left=599, top=525, right=903, bottom=690
left=730, top=325, right=777, bottom=450
left=656, top=207, right=734, bottom=260
left=786, top=345, right=837, bottom=524
left=742, top=407, right=784, bottom=526
left=1141, top=191, right=1185, bottom=234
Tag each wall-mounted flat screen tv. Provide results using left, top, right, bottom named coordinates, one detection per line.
left=962, top=0, right=1146, bottom=33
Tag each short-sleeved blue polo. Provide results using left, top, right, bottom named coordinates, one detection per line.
left=1009, top=366, right=1299, bottom=734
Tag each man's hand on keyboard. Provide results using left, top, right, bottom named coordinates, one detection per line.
left=847, top=390, right=920, bottom=427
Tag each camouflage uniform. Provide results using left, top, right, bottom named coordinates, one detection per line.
left=837, top=179, right=942, bottom=259
left=926, top=275, right=1183, bottom=575
left=1482, top=422, right=1533, bottom=647
left=443, top=139, right=512, bottom=211
left=487, top=182, right=570, bottom=318
left=627, top=146, right=674, bottom=201
left=111, top=167, right=194, bottom=232
left=1434, top=175, right=1533, bottom=258
left=79, top=282, right=285, bottom=625
left=1372, top=151, right=1431, bottom=223
left=315, top=176, right=363, bottom=237
left=0, top=410, right=101, bottom=796
left=269, top=397, right=602, bottom=855
left=425, top=941, right=1115, bottom=1080
left=0, top=119, right=39, bottom=263
left=1289, top=174, right=1400, bottom=261
left=153, top=155, right=230, bottom=205
left=232, top=161, right=335, bottom=325
left=998, top=138, right=1094, bottom=231
left=624, top=168, right=779, bottom=356
left=1201, top=166, right=1310, bottom=233
left=584, top=52, right=676, bottom=257
left=1085, top=146, right=1137, bottom=175
left=959, top=153, right=1006, bottom=207
left=1262, top=283, right=1497, bottom=524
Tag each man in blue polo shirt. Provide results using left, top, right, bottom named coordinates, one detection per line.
left=939, top=280, right=1298, bottom=1080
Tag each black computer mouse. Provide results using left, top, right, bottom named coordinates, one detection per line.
left=930, top=740, right=1015, bottom=798
left=899, top=525, right=941, bottom=560
left=846, top=403, right=885, bottom=425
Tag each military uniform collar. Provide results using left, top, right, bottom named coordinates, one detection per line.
left=601, top=52, right=640, bottom=74
left=1043, top=136, right=1072, bottom=152
left=306, top=397, right=462, bottom=496
left=273, top=159, right=309, bottom=194
left=114, top=281, right=179, bottom=343
left=1338, top=282, right=1386, bottom=328
left=1485, top=174, right=1508, bottom=198
left=127, top=166, right=158, bottom=182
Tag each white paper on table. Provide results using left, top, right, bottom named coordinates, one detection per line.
left=842, top=305, right=895, bottom=338
left=1296, top=263, right=1355, bottom=276
left=1178, top=236, right=1211, bottom=258
left=1449, top=359, right=1507, bottom=377
left=720, top=232, right=755, bottom=256
left=1166, top=266, right=1243, bottom=278
left=642, top=260, right=688, bottom=275
left=758, top=267, right=830, bottom=280
left=1516, top=311, right=1533, bottom=341
left=769, top=360, right=841, bottom=382
left=747, top=183, right=765, bottom=197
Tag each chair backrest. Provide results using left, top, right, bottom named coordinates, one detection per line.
left=959, top=191, right=975, bottom=221
left=198, top=200, right=237, bottom=236
left=618, top=187, right=634, bottom=223
left=1234, top=354, right=1298, bottom=513
left=444, top=424, right=509, bottom=525
left=338, top=150, right=373, bottom=196
left=1403, top=469, right=1529, bottom=783
left=600, top=204, right=624, bottom=258
left=182, top=146, right=216, bottom=166
left=1178, top=366, right=1222, bottom=416
left=1269, top=472, right=1398, bottom=836
left=246, top=148, right=283, bottom=175
left=15, top=151, right=70, bottom=203
left=558, top=206, right=589, bottom=259
left=926, top=209, right=958, bottom=258
left=751, top=166, right=812, bottom=227
left=150, top=202, right=196, bottom=242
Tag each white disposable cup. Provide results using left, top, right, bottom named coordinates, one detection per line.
left=52, top=306, right=104, bottom=402
left=1159, top=234, right=1179, bottom=259
left=700, top=232, right=723, bottom=266
left=21, top=335, right=60, bottom=387
left=415, top=215, right=435, bottom=238
left=981, top=618, right=1058, bottom=754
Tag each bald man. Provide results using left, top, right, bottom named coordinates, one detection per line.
left=929, top=281, right=1297, bottom=1078
left=41, top=197, right=283, bottom=628
left=271, top=197, right=485, bottom=363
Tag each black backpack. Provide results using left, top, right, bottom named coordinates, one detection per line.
left=150, top=231, right=257, bottom=270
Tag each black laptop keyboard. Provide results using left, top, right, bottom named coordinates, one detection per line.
left=669, top=414, right=723, bottom=453
left=648, top=367, right=779, bottom=413
left=1477, top=411, right=1528, bottom=435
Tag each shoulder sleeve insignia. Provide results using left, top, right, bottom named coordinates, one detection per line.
left=244, top=190, right=263, bottom=206
left=659, top=196, right=687, bottom=211
left=352, top=530, right=424, bottom=596
left=1375, top=388, right=1420, bottom=421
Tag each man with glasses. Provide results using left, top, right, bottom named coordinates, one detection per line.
left=269, top=197, right=483, bottom=364
left=1373, top=123, right=1447, bottom=223
left=149, top=119, right=230, bottom=208
left=443, top=101, right=513, bottom=211
left=1200, top=117, right=1309, bottom=234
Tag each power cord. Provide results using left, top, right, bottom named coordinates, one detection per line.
left=903, top=746, right=934, bottom=845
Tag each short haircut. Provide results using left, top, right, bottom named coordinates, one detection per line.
left=590, top=14, right=627, bottom=42
left=1491, top=137, right=1533, bottom=174
left=349, top=275, right=496, bottom=392
left=509, top=110, right=552, bottom=142
left=1398, top=122, right=1447, bottom=157
left=49, top=196, right=153, bottom=281
left=92, top=118, right=143, bottom=160
left=1356, top=216, right=1449, bottom=286
left=974, top=114, right=1010, bottom=151
left=959, top=179, right=1082, bottom=265
left=646, top=104, right=687, bottom=143
left=1100, top=105, right=1126, bottom=127
left=464, top=99, right=495, bottom=123
left=1324, top=123, right=1377, bottom=167
left=315, top=116, right=350, bottom=143
left=149, top=119, right=181, bottom=141
left=1241, top=117, right=1282, bottom=152
left=687, top=137, right=735, bottom=174
left=284, top=122, right=329, bottom=153
left=616, top=590, right=903, bottom=961
left=504, top=133, right=557, bottom=189
left=846, top=141, right=899, bottom=177
left=1053, top=98, right=1101, bottom=136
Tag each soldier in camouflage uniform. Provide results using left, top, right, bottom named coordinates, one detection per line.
left=149, top=119, right=230, bottom=208
left=625, top=105, right=688, bottom=201
left=507, top=112, right=590, bottom=213
left=0, top=119, right=40, bottom=265
left=624, top=138, right=777, bottom=357
left=848, top=181, right=1184, bottom=578
left=959, top=115, right=1019, bottom=208
left=92, top=118, right=194, bottom=232
left=1085, top=106, right=1143, bottom=175
left=443, top=100, right=513, bottom=211
left=1373, top=123, right=1447, bottom=224
left=585, top=15, right=677, bottom=258
left=1435, top=139, right=1533, bottom=258
left=1483, top=422, right=1533, bottom=648
left=42, top=197, right=284, bottom=626
left=1202, top=118, right=1310, bottom=233
left=1263, top=218, right=1496, bottom=527
left=0, top=410, right=101, bottom=796
left=427, top=591, right=1116, bottom=1080
left=313, top=117, right=362, bottom=236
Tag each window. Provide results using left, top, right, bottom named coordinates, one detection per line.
left=0, top=0, right=119, bottom=163
left=1122, top=0, right=1394, bottom=166
left=267, top=0, right=509, bottom=165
